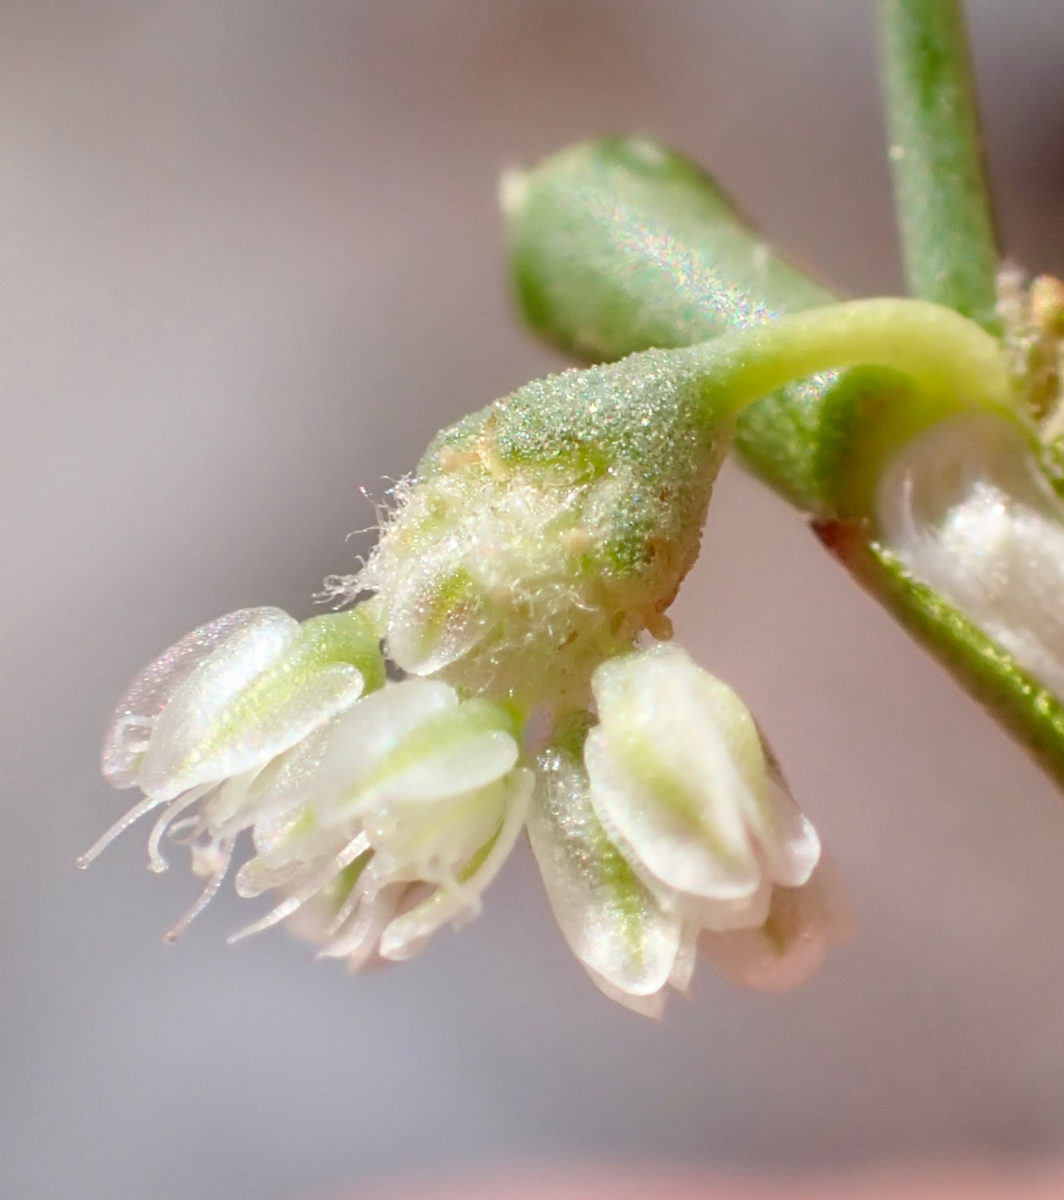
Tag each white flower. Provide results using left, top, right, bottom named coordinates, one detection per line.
left=86, top=586, right=839, bottom=1011
left=85, top=598, right=532, bottom=959
left=82, top=605, right=384, bottom=939
left=878, top=411, right=1064, bottom=698
left=587, top=644, right=822, bottom=919
left=228, top=679, right=533, bottom=967
left=528, top=644, right=835, bottom=1015
left=528, top=739, right=690, bottom=1018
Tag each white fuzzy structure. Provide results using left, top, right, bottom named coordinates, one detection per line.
left=879, top=412, right=1064, bottom=699
left=357, top=461, right=644, bottom=707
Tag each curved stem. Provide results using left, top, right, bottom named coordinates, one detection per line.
left=681, top=297, right=1013, bottom=424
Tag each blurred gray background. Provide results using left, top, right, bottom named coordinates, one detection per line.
left=3, top=3, right=1064, bottom=1199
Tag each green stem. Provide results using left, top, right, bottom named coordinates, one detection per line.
left=680, top=297, right=1017, bottom=513
left=816, top=521, right=1064, bottom=792
left=878, top=0, right=1000, bottom=329
left=685, top=297, right=1011, bottom=421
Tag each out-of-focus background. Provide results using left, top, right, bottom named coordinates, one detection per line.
left=3, top=3, right=1064, bottom=1199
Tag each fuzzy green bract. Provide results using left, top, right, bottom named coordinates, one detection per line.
left=362, top=347, right=727, bottom=710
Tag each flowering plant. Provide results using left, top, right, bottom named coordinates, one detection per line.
left=81, top=0, right=1064, bottom=1015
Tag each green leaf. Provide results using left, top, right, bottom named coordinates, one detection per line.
left=504, top=136, right=1009, bottom=518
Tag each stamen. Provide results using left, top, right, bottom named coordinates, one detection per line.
left=233, top=855, right=303, bottom=899
left=344, top=889, right=405, bottom=972
left=325, top=862, right=374, bottom=938
left=146, top=785, right=211, bottom=873
left=227, top=832, right=371, bottom=944
left=318, top=883, right=402, bottom=966
left=76, top=793, right=168, bottom=869
left=434, top=872, right=484, bottom=928
left=162, top=839, right=235, bottom=944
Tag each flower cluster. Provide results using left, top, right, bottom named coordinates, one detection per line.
left=87, top=610, right=842, bottom=1011
left=85, top=352, right=845, bottom=1014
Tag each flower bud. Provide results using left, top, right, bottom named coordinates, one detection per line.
left=585, top=644, right=821, bottom=929
left=345, top=351, right=728, bottom=709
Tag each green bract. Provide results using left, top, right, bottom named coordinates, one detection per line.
left=362, top=347, right=728, bottom=709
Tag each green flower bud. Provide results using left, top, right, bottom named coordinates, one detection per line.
left=356, top=350, right=728, bottom=708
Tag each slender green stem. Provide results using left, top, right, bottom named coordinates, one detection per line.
left=878, top=0, right=1000, bottom=329
left=679, top=297, right=1017, bottom=512
left=685, top=296, right=1011, bottom=422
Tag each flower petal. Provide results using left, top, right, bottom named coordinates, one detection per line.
left=365, top=775, right=512, bottom=881
left=140, top=620, right=366, bottom=801
left=310, top=680, right=459, bottom=821
left=235, top=722, right=340, bottom=836
left=647, top=875, right=772, bottom=933
left=751, top=734, right=821, bottom=888
left=385, top=554, right=491, bottom=676
left=102, top=607, right=288, bottom=789
left=136, top=610, right=300, bottom=798
left=232, top=727, right=357, bottom=899
left=584, top=727, right=760, bottom=902
left=527, top=748, right=681, bottom=999
left=363, top=730, right=519, bottom=808
left=588, top=646, right=765, bottom=901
